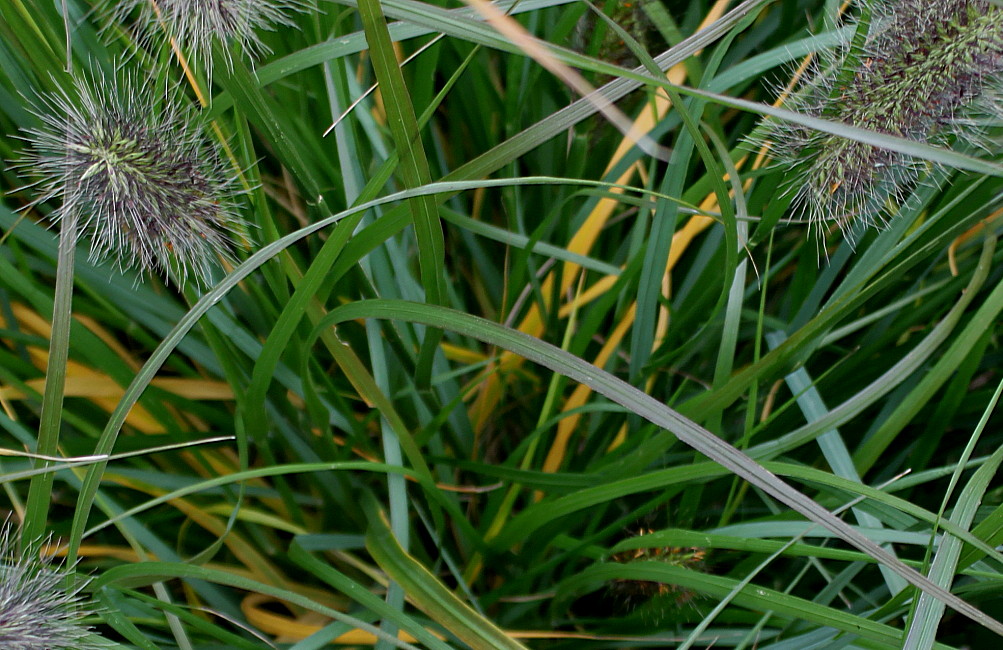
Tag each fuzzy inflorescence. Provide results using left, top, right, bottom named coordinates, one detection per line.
left=764, top=0, right=1003, bottom=238
left=605, top=529, right=706, bottom=615
left=103, top=0, right=309, bottom=77
left=0, top=522, right=101, bottom=649
left=17, top=67, right=246, bottom=286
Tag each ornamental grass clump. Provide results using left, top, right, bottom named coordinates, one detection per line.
left=0, top=522, right=101, bottom=650
left=16, top=67, right=246, bottom=286
left=104, top=0, right=309, bottom=77
left=764, top=0, right=1003, bottom=238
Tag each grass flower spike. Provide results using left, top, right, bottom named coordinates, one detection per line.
left=106, top=0, right=309, bottom=77
left=0, top=522, right=101, bottom=649
left=766, top=0, right=1003, bottom=238
left=18, top=67, right=246, bottom=286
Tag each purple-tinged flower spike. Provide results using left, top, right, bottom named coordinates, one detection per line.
left=104, top=0, right=310, bottom=78
left=761, top=0, right=1003, bottom=240
left=16, top=67, right=247, bottom=286
left=0, top=522, right=103, bottom=649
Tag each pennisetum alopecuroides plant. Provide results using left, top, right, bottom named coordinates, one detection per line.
left=12, top=0, right=295, bottom=561
left=761, top=0, right=1003, bottom=240
left=100, top=0, right=311, bottom=81
left=0, top=521, right=103, bottom=649
left=18, top=67, right=247, bottom=286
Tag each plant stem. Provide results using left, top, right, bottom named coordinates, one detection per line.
left=22, top=209, right=77, bottom=549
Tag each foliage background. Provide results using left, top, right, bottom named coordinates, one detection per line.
left=1, top=0, right=1003, bottom=647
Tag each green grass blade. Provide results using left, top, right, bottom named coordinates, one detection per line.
left=358, top=0, right=445, bottom=389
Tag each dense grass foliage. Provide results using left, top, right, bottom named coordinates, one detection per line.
left=2, top=0, right=1003, bottom=647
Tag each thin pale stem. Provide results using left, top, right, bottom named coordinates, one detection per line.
left=21, top=209, right=78, bottom=550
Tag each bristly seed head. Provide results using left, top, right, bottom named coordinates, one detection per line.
left=16, top=66, right=247, bottom=286
left=761, top=0, right=1003, bottom=240
left=0, top=521, right=103, bottom=649
left=103, top=0, right=310, bottom=78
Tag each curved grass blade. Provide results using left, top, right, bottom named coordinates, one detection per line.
left=322, top=298, right=1003, bottom=637
left=62, top=177, right=626, bottom=566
